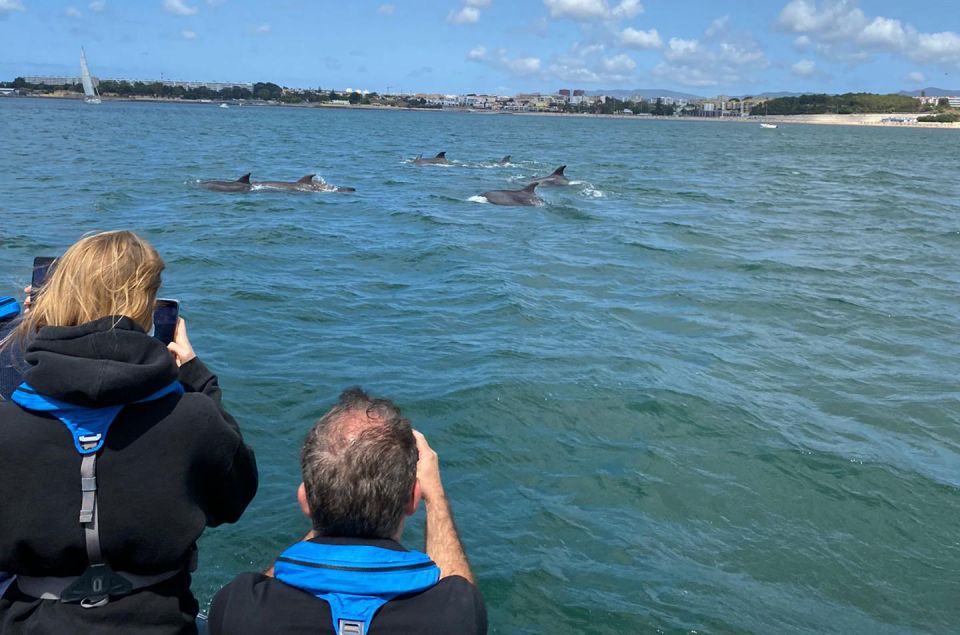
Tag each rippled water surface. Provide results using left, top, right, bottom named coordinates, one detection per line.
left=2, top=98, right=959, bottom=634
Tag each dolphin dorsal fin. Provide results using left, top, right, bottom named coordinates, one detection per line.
left=552, top=165, right=566, bottom=176
left=297, top=174, right=316, bottom=184
left=237, top=173, right=251, bottom=183
left=523, top=182, right=539, bottom=192
left=436, top=152, right=446, bottom=158
left=415, top=154, right=422, bottom=160
left=501, top=155, right=511, bottom=163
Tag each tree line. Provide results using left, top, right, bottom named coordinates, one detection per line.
left=1, top=77, right=379, bottom=104
left=753, top=93, right=923, bottom=115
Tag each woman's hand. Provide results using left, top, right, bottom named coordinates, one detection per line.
left=167, top=318, right=197, bottom=367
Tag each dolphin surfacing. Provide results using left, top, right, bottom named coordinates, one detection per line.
left=530, top=165, right=570, bottom=187
left=254, top=174, right=355, bottom=193
left=412, top=151, right=450, bottom=165
left=479, top=182, right=543, bottom=206
left=498, top=155, right=512, bottom=164
left=199, top=173, right=252, bottom=192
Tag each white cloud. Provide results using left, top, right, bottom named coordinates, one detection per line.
left=664, top=37, right=699, bottom=61
left=859, top=16, right=907, bottom=48
left=448, top=6, right=479, bottom=23
left=611, top=0, right=642, bottom=19
left=601, top=53, right=636, bottom=73
left=467, top=45, right=487, bottom=61
left=619, top=27, right=661, bottom=49
left=466, top=0, right=491, bottom=6
left=906, top=71, right=925, bottom=83
left=65, top=6, right=81, bottom=17
left=377, top=3, right=394, bottom=15
left=163, top=0, right=197, bottom=16
left=777, top=0, right=960, bottom=67
left=653, top=20, right=768, bottom=88
left=88, top=0, right=105, bottom=11
left=544, top=0, right=641, bottom=22
left=0, top=0, right=25, bottom=12
left=706, top=16, right=729, bottom=38
left=792, top=59, right=816, bottom=76
left=914, top=31, right=960, bottom=64
left=508, top=57, right=541, bottom=74
left=181, top=29, right=196, bottom=39
left=545, top=43, right=639, bottom=83
left=255, top=22, right=270, bottom=33
left=794, top=35, right=811, bottom=48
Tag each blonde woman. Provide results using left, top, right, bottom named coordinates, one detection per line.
left=0, top=231, right=258, bottom=635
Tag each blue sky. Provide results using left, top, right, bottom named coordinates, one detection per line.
left=1, top=0, right=959, bottom=96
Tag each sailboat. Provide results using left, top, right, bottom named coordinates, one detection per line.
left=80, top=47, right=101, bottom=104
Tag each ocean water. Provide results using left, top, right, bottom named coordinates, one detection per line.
left=1, top=97, right=959, bottom=634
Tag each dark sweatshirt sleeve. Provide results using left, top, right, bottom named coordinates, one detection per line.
left=179, top=357, right=259, bottom=526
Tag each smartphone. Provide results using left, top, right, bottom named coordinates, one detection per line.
left=153, top=299, right=179, bottom=346
left=32, top=256, right=58, bottom=292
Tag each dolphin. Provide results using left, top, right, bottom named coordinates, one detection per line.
left=199, top=173, right=252, bottom=192
left=478, top=182, right=543, bottom=206
left=412, top=151, right=450, bottom=165
left=530, top=165, right=570, bottom=187
left=253, top=174, right=355, bottom=193
left=498, top=155, right=512, bottom=164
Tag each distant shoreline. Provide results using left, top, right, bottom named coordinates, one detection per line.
left=8, top=93, right=960, bottom=130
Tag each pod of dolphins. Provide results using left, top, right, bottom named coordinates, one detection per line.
left=199, top=152, right=571, bottom=206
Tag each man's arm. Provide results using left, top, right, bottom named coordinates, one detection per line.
left=413, top=430, right=475, bottom=584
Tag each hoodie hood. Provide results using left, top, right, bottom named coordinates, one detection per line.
left=23, top=316, right=179, bottom=408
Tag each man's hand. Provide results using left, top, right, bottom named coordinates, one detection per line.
left=167, top=317, right=197, bottom=367
left=413, top=430, right=475, bottom=584
left=414, top=430, right=444, bottom=502
left=23, top=286, right=32, bottom=312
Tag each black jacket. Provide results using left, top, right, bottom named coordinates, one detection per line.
left=0, top=316, right=258, bottom=635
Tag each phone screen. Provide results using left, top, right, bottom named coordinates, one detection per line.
left=153, top=299, right=179, bottom=346
left=32, top=256, right=58, bottom=292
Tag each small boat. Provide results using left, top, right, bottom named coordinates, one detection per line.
left=761, top=123, right=778, bottom=129
left=219, top=103, right=229, bottom=109
left=79, top=47, right=101, bottom=105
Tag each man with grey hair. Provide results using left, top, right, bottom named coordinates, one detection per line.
left=208, top=387, right=486, bottom=634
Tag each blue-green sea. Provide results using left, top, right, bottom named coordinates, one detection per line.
left=1, top=97, right=959, bottom=634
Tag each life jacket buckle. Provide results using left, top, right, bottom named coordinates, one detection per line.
left=338, top=619, right=365, bottom=635
left=60, top=563, right=132, bottom=607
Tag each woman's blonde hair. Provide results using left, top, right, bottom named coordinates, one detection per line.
left=10, top=230, right=164, bottom=342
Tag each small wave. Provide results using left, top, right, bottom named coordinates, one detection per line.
left=468, top=195, right=490, bottom=204
left=580, top=186, right=605, bottom=198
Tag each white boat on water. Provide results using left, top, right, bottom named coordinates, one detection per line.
left=219, top=103, right=229, bottom=109
left=761, top=123, right=778, bottom=129
left=80, top=47, right=101, bottom=104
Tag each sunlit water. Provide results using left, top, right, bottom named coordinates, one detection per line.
left=1, top=98, right=959, bottom=634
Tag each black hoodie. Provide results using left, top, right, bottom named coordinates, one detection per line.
left=0, top=316, right=258, bottom=635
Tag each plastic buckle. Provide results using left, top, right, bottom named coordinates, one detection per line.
left=338, top=619, right=365, bottom=635
left=60, top=563, right=132, bottom=607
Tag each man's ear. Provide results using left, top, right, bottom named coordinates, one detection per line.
left=297, top=482, right=312, bottom=519
left=405, top=479, right=422, bottom=517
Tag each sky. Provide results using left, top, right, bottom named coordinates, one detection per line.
left=1, top=0, right=959, bottom=96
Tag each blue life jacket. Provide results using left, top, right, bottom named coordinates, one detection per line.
left=0, top=297, right=20, bottom=323
left=274, top=540, right=441, bottom=635
left=11, top=380, right=184, bottom=453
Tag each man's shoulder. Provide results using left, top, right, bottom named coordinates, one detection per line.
left=209, top=573, right=487, bottom=635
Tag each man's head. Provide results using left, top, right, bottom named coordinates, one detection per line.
left=299, top=387, right=419, bottom=540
